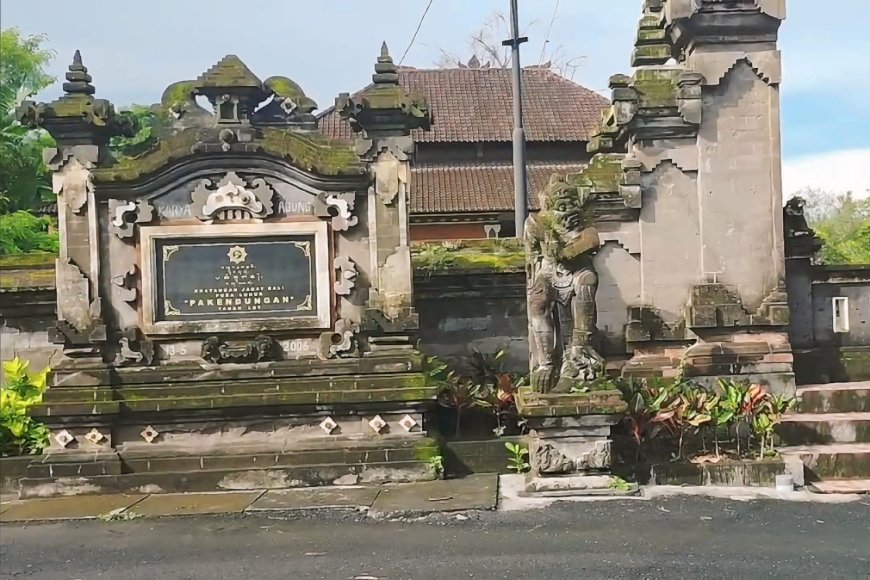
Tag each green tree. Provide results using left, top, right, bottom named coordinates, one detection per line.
left=799, top=188, right=870, bottom=265
left=0, top=28, right=56, bottom=213
left=0, top=210, right=59, bottom=256
left=110, top=104, right=158, bottom=159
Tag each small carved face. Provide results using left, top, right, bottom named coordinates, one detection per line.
left=544, top=184, right=588, bottom=232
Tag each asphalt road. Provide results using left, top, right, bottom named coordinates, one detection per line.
left=2, top=496, right=869, bottom=580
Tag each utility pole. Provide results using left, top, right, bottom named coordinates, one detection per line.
left=503, top=0, right=528, bottom=238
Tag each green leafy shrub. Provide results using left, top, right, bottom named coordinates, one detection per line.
left=505, top=441, right=530, bottom=473
left=1, top=357, right=50, bottom=456
left=0, top=210, right=59, bottom=255
left=615, top=377, right=796, bottom=462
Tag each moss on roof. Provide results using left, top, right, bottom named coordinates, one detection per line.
left=0, top=254, right=57, bottom=292
left=632, top=68, right=679, bottom=108
left=93, top=126, right=364, bottom=183
left=197, top=55, right=262, bottom=89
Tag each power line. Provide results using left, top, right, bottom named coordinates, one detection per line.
left=539, top=0, right=561, bottom=65
left=400, top=0, right=436, bottom=65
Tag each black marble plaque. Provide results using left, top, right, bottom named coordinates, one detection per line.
left=154, top=235, right=317, bottom=322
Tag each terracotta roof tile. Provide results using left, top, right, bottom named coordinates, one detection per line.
left=410, top=162, right=587, bottom=214
left=319, top=67, right=608, bottom=143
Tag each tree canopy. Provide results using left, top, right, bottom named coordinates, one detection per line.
left=799, top=189, right=870, bottom=265
left=0, top=29, right=55, bottom=214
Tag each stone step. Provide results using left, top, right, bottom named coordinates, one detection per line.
left=19, top=459, right=436, bottom=499
left=780, top=443, right=870, bottom=479
left=117, top=443, right=428, bottom=474
left=777, top=412, right=870, bottom=445
left=798, top=381, right=870, bottom=414
left=808, top=479, right=870, bottom=494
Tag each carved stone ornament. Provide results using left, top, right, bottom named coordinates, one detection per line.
left=190, top=172, right=275, bottom=223
left=114, top=328, right=155, bottom=367
left=676, top=72, right=703, bottom=125
left=530, top=439, right=612, bottom=475
left=333, top=256, right=358, bottom=296
left=318, top=319, right=359, bottom=360
left=52, top=156, right=94, bottom=214
left=201, top=334, right=277, bottom=364
left=619, top=155, right=643, bottom=209
left=531, top=442, right=576, bottom=475
left=109, top=199, right=155, bottom=239
left=315, top=192, right=358, bottom=231
left=111, top=265, right=138, bottom=303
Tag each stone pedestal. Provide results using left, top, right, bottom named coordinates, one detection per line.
left=515, top=387, right=636, bottom=496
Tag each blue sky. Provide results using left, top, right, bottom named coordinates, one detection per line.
left=3, top=0, right=868, bottom=196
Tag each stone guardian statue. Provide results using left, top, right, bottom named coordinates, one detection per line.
left=524, top=175, right=606, bottom=393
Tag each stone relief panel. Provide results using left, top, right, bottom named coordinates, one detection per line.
left=109, top=198, right=154, bottom=239
left=149, top=176, right=318, bottom=221
left=51, top=156, right=93, bottom=215
left=190, top=172, right=275, bottom=223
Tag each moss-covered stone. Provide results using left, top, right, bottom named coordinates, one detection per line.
left=259, top=127, right=362, bottom=176
left=0, top=266, right=56, bottom=292
left=93, top=125, right=364, bottom=183
left=160, top=80, right=197, bottom=110
left=412, top=240, right=526, bottom=275
left=637, top=29, right=667, bottom=43
left=570, top=153, right=622, bottom=193
left=515, top=387, right=628, bottom=417
left=413, top=439, right=442, bottom=462
left=196, top=55, right=262, bottom=89
left=632, top=68, right=679, bottom=107
left=0, top=253, right=56, bottom=269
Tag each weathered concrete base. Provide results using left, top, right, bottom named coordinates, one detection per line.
left=18, top=353, right=439, bottom=498
left=524, top=474, right=638, bottom=497
left=368, top=473, right=498, bottom=517
left=0, top=456, right=34, bottom=494
left=18, top=437, right=439, bottom=498
left=649, top=459, right=786, bottom=487
left=442, top=437, right=524, bottom=476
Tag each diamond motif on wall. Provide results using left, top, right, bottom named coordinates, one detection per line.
left=84, top=428, right=105, bottom=445
left=398, top=415, right=418, bottom=432
left=140, top=425, right=160, bottom=443
left=54, top=429, right=75, bottom=448
left=368, top=415, right=387, bottom=434
left=319, top=416, right=338, bottom=435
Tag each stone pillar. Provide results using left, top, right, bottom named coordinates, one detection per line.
left=336, top=43, right=431, bottom=353
left=666, top=1, right=793, bottom=394
left=17, top=52, right=125, bottom=470
left=18, top=51, right=121, bottom=388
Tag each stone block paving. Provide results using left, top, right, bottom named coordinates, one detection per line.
left=247, top=486, right=380, bottom=511
left=369, top=474, right=499, bottom=517
left=132, top=491, right=264, bottom=517
left=0, top=474, right=499, bottom=523
left=0, top=494, right=146, bottom=522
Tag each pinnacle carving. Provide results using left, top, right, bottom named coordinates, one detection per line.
left=63, top=50, right=96, bottom=96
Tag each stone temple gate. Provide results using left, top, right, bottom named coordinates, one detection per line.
left=16, top=45, right=439, bottom=496
left=6, top=0, right=822, bottom=497
left=551, top=0, right=794, bottom=392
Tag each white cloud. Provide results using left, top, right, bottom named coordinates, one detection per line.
left=783, top=149, right=870, bottom=199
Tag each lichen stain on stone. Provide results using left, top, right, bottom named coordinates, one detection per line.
left=218, top=469, right=290, bottom=490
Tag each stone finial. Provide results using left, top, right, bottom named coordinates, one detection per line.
left=62, top=50, right=96, bottom=96
left=373, top=42, right=399, bottom=85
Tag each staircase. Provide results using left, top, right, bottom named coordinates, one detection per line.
left=778, top=381, right=870, bottom=494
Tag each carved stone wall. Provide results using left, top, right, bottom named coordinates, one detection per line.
left=697, top=61, right=784, bottom=311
